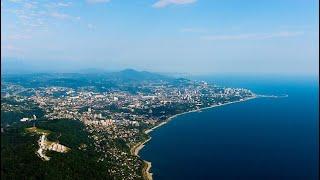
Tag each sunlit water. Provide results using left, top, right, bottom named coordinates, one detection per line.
left=140, top=77, right=319, bottom=180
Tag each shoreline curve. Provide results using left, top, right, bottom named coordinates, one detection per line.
left=131, top=96, right=257, bottom=180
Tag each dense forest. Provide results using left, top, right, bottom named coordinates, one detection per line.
left=1, top=119, right=113, bottom=179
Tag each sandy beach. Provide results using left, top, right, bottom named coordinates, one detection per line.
left=131, top=138, right=153, bottom=180
left=131, top=96, right=257, bottom=180
left=131, top=137, right=151, bottom=157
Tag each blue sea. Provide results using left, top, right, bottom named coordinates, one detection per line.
left=140, top=76, right=319, bottom=180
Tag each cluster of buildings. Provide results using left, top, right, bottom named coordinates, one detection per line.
left=2, top=79, right=254, bottom=179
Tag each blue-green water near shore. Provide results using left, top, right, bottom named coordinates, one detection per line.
left=140, top=76, right=319, bottom=180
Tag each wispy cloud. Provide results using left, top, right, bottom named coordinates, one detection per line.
left=46, top=2, right=72, bottom=8
left=5, top=6, right=47, bottom=29
left=50, top=12, right=80, bottom=21
left=8, top=0, right=22, bottom=3
left=3, top=0, right=83, bottom=40
left=23, top=2, right=37, bottom=9
left=180, top=27, right=207, bottom=33
left=86, top=0, right=110, bottom=4
left=51, top=12, right=70, bottom=19
left=152, top=0, right=197, bottom=8
left=202, top=31, right=304, bottom=41
left=56, top=2, right=72, bottom=7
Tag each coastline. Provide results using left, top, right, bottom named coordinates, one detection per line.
left=131, top=137, right=151, bottom=157
left=144, top=95, right=257, bottom=135
left=142, top=160, right=153, bottom=180
left=131, top=96, right=257, bottom=180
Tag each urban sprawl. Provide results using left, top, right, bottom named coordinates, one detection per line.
left=1, top=74, right=255, bottom=179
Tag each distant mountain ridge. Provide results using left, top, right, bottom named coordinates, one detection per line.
left=1, top=68, right=175, bottom=89
left=111, top=69, right=171, bottom=81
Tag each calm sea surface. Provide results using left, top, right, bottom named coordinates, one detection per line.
left=140, top=76, right=319, bottom=180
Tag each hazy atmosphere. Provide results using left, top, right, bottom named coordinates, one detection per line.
left=1, top=0, right=319, bottom=75
left=1, top=1, right=319, bottom=180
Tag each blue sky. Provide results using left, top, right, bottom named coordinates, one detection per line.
left=1, top=0, right=319, bottom=75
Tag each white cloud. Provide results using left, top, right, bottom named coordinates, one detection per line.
left=51, top=12, right=70, bottom=19
left=4, top=0, right=80, bottom=32
left=86, top=0, right=110, bottom=4
left=152, top=0, right=197, bottom=8
left=46, top=2, right=72, bottom=8
left=180, top=27, right=207, bottom=33
left=8, top=0, right=22, bottom=3
left=202, top=32, right=304, bottom=41
left=24, top=2, right=37, bottom=9
left=50, top=12, right=80, bottom=21
left=56, top=2, right=72, bottom=7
